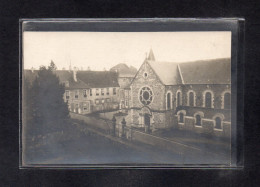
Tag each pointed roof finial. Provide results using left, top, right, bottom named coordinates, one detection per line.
left=147, top=48, right=155, bottom=61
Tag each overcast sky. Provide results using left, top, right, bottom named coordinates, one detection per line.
left=23, top=32, right=231, bottom=70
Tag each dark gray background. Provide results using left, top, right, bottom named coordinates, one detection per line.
left=1, top=0, right=259, bottom=186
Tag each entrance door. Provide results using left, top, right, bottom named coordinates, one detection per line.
left=144, top=114, right=150, bottom=132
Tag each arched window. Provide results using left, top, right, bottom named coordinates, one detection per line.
left=215, top=117, right=222, bottom=130
left=224, top=92, right=231, bottom=109
left=177, top=91, right=181, bottom=107
left=166, top=92, right=171, bottom=110
left=189, top=92, right=194, bottom=106
left=179, top=113, right=184, bottom=123
left=195, top=115, right=201, bottom=126
left=205, top=92, right=212, bottom=108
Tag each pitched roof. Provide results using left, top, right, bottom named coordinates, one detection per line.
left=76, top=71, right=120, bottom=88
left=68, top=79, right=90, bottom=90
left=178, top=58, right=231, bottom=84
left=54, top=70, right=73, bottom=82
left=147, top=60, right=182, bottom=85
left=110, top=63, right=137, bottom=77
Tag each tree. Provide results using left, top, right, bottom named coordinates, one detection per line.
left=26, top=62, right=70, bottom=136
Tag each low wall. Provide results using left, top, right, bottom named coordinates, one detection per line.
left=125, top=127, right=223, bottom=160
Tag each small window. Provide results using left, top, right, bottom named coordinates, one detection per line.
left=179, top=113, right=184, bottom=123
left=90, top=89, right=92, bottom=96
left=195, top=115, right=201, bottom=126
left=106, top=88, right=109, bottom=95
left=113, top=88, right=116, bottom=95
left=96, top=89, right=99, bottom=96
left=143, top=72, right=148, bottom=78
left=215, top=117, right=222, bottom=129
left=83, top=89, right=87, bottom=98
left=65, top=90, right=70, bottom=99
left=75, top=90, right=79, bottom=99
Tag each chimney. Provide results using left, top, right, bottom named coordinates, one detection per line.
left=31, top=67, right=34, bottom=73
left=73, top=67, right=77, bottom=82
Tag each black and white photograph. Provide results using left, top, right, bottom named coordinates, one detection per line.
left=21, top=23, right=234, bottom=167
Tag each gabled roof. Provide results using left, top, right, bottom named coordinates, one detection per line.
left=178, top=58, right=231, bottom=84
left=110, top=63, right=137, bottom=77
left=147, top=60, right=182, bottom=85
left=76, top=71, right=120, bottom=88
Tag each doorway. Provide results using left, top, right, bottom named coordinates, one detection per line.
left=144, top=114, right=151, bottom=132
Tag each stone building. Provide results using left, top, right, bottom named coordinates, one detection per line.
left=24, top=68, right=120, bottom=114
left=110, top=63, right=137, bottom=109
left=128, top=49, right=231, bottom=138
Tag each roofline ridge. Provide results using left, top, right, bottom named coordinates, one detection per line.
left=177, top=64, right=185, bottom=84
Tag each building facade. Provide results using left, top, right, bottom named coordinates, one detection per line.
left=128, top=49, right=231, bottom=138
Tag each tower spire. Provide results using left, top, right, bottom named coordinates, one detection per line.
left=147, top=48, right=155, bottom=61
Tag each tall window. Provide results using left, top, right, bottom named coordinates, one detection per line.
left=75, top=90, right=79, bottom=99
left=101, top=88, right=104, bottom=96
left=215, top=117, right=222, bottom=129
left=90, top=89, right=92, bottom=96
left=189, top=92, right=194, bottom=106
left=96, top=89, right=99, bottom=96
left=195, top=115, right=201, bottom=126
left=224, top=92, right=231, bottom=109
left=113, top=88, right=116, bottom=95
left=106, top=88, right=109, bottom=95
left=83, top=89, right=87, bottom=98
left=167, top=92, right=171, bottom=109
left=179, top=113, right=184, bottom=123
left=177, top=92, right=181, bottom=107
left=205, top=92, right=212, bottom=108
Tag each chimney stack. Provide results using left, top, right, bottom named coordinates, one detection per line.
left=73, top=67, right=77, bottom=82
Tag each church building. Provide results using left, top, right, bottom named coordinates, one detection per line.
left=128, top=49, right=231, bottom=138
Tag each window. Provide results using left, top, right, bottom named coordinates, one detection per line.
left=95, top=99, right=99, bottom=104
left=83, top=103, right=88, bottom=111
left=139, top=87, right=153, bottom=105
left=83, top=89, right=87, bottom=98
left=65, top=90, right=70, bottom=99
left=90, top=89, right=92, bottom=96
left=96, top=89, right=99, bottom=96
left=75, top=90, right=79, bottom=99
left=195, top=115, right=201, bottom=126
left=215, top=117, right=222, bottom=130
left=106, top=98, right=110, bottom=102
left=205, top=92, right=212, bottom=108
left=113, top=88, right=116, bottom=95
left=177, top=91, right=181, bottom=107
left=143, top=72, right=148, bottom=78
left=101, top=88, right=104, bottom=96
left=106, top=88, right=109, bottom=95
left=167, top=92, right=171, bottom=109
left=189, top=92, right=194, bottom=106
left=125, top=100, right=128, bottom=107
left=179, top=113, right=184, bottom=123
left=224, top=92, right=231, bottom=109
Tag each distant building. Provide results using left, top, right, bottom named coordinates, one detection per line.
left=128, top=49, right=231, bottom=138
left=110, top=63, right=137, bottom=109
left=24, top=69, right=120, bottom=114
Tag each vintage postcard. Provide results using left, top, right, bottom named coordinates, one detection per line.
left=21, top=20, right=238, bottom=168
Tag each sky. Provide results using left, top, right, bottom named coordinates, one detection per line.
left=23, top=32, right=231, bottom=70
